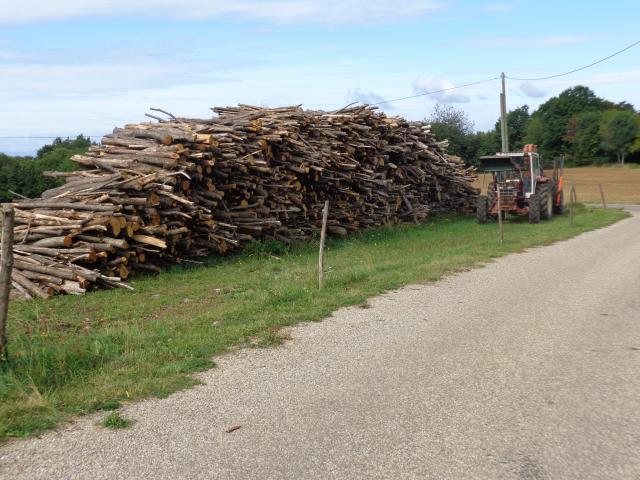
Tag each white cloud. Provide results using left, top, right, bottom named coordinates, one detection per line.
left=0, top=61, right=241, bottom=99
left=0, top=0, right=447, bottom=24
left=0, top=55, right=405, bottom=144
left=347, top=88, right=394, bottom=108
left=0, top=63, right=186, bottom=96
left=412, top=77, right=470, bottom=103
left=519, top=82, right=547, bottom=98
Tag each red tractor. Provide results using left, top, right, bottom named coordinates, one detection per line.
left=476, top=145, right=564, bottom=224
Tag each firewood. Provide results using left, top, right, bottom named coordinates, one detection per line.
left=11, top=270, right=51, bottom=299
left=8, top=104, right=477, bottom=298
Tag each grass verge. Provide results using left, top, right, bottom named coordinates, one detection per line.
left=0, top=206, right=629, bottom=440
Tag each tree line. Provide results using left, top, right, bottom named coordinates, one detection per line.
left=429, top=85, right=640, bottom=166
left=0, top=136, right=92, bottom=202
left=0, top=85, right=637, bottom=202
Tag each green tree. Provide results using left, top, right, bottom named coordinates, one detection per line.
left=428, top=104, right=531, bottom=165
left=427, top=104, right=478, bottom=164
left=0, top=135, right=91, bottom=201
left=526, top=86, right=608, bottom=159
left=600, top=110, right=638, bottom=165
left=463, top=106, right=531, bottom=163
left=569, top=111, right=606, bottom=166
left=471, top=130, right=501, bottom=158
left=492, top=105, right=530, bottom=151
left=628, top=115, right=640, bottom=161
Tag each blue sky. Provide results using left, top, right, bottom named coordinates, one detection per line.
left=1, top=0, right=639, bottom=155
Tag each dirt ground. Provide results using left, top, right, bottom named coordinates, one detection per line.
left=474, top=165, right=640, bottom=204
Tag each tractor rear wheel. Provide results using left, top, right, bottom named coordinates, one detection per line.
left=539, top=183, right=553, bottom=220
left=477, top=195, right=488, bottom=224
left=529, top=194, right=541, bottom=223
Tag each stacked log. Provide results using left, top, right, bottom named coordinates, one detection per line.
left=8, top=104, right=477, bottom=299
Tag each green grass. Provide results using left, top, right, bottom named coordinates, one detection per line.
left=101, top=411, right=132, bottom=429
left=0, top=206, right=629, bottom=440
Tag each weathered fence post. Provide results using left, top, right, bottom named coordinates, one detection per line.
left=569, top=185, right=577, bottom=227
left=318, top=201, right=329, bottom=289
left=598, top=183, right=607, bottom=209
left=497, top=187, right=504, bottom=245
left=0, top=204, right=15, bottom=362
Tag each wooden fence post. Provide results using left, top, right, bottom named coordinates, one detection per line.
left=497, top=187, right=503, bottom=245
left=318, top=201, right=329, bottom=289
left=0, top=204, right=15, bottom=361
left=569, top=185, right=577, bottom=227
left=598, top=183, right=607, bottom=209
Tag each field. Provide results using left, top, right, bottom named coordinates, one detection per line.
left=0, top=207, right=629, bottom=441
left=475, top=165, right=640, bottom=204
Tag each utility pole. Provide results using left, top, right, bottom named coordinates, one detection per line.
left=500, top=72, right=509, bottom=153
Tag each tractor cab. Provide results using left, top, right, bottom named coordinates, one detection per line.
left=479, top=145, right=542, bottom=199
left=476, top=144, right=562, bottom=224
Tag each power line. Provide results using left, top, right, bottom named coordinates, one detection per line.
left=2, top=39, right=639, bottom=140
left=375, top=39, right=640, bottom=106
left=372, top=76, right=501, bottom=106
left=506, top=39, right=640, bottom=81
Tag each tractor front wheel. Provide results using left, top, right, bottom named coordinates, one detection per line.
left=477, top=195, right=488, bottom=224
left=529, top=194, right=541, bottom=223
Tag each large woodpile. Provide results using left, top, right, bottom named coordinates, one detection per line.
left=8, top=105, right=477, bottom=299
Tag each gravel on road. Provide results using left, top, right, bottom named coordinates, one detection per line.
left=1, top=207, right=639, bottom=479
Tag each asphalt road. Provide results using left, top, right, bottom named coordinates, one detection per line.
left=2, top=207, right=639, bottom=479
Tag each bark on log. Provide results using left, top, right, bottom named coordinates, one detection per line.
left=8, top=104, right=478, bottom=299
